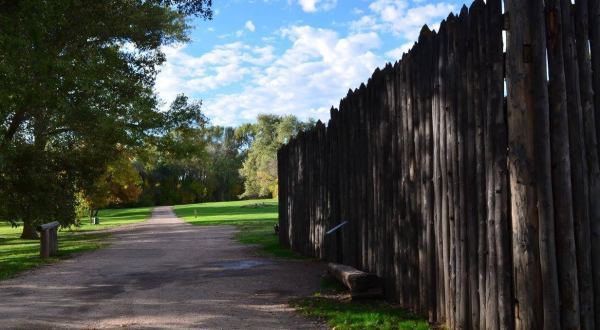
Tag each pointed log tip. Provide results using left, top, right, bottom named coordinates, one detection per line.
left=439, top=19, right=447, bottom=32
left=469, top=0, right=481, bottom=12
left=418, top=25, right=432, bottom=42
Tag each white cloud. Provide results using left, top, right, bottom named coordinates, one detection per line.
left=155, top=43, right=276, bottom=107
left=385, top=42, right=413, bottom=60
left=298, top=0, right=338, bottom=13
left=352, top=0, right=456, bottom=43
left=203, top=26, right=384, bottom=125
left=245, top=20, right=256, bottom=32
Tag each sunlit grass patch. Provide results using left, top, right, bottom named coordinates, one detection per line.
left=69, top=206, right=153, bottom=232
left=0, top=227, right=107, bottom=281
left=0, top=206, right=151, bottom=280
left=174, top=199, right=306, bottom=259
left=292, top=295, right=430, bottom=330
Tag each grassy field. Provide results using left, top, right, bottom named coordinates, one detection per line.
left=70, top=207, right=153, bottom=232
left=0, top=207, right=152, bottom=280
left=173, top=199, right=306, bottom=259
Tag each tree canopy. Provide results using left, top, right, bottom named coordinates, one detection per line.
left=0, top=0, right=211, bottom=237
left=240, top=115, right=314, bottom=198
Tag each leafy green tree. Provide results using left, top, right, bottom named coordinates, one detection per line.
left=0, top=0, right=211, bottom=238
left=82, top=155, right=143, bottom=223
left=239, top=114, right=314, bottom=198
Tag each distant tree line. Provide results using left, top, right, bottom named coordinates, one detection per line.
left=84, top=107, right=314, bottom=211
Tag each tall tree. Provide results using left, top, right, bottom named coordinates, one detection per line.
left=239, top=114, right=314, bottom=198
left=0, top=0, right=211, bottom=238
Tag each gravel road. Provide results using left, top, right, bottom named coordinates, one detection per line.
left=0, top=206, right=325, bottom=329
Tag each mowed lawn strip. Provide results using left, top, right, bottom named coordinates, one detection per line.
left=173, top=199, right=307, bottom=259
left=0, top=206, right=152, bottom=280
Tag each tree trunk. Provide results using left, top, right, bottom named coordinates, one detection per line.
left=21, top=221, right=39, bottom=240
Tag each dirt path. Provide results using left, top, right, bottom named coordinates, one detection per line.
left=0, top=207, right=325, bottom=329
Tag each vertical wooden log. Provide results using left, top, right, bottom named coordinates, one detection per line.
left=483, top=2, right=498, bottom=327
left=526, top=0, right=563, bottom=328
left=560, top=0, right=596, bottom=327
left=438, top=20, right=450, bottom=324
left=474, top=4, right=487, bottom=328
left=487, top=1, right=513, bottom=329
left=590, top=0, right=600, bottom=316
left=446, top=15, right=457, bottom=328
left=591, top=0, right=600, bottom=155
left=575, top=1, right=600, bottom=327
left=425, top=28, right=437, bottom=323
left=467, top=3, right=482, bottom=329
left=429, top=27, right=443, bottom=322
left=432, top=22, right=445, bottom=322
left=545, top=1, right=582, bottom=329
left=400, top=61, right=410, bottom=307
left=506, top=0, right=544, bottom=328
left=456, top=7, right=469, bottom=329
left=393, top=61, right=403, bottom=305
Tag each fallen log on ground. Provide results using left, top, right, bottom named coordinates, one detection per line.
left=327, top=262, right=383, bottom=299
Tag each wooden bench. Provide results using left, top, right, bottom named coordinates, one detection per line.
left=36, top=221, right=60, bottom=258
left=327, top=262, right=383, bottom=299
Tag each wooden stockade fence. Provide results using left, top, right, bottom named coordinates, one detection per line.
left=278, top=0, right=600, bottom=329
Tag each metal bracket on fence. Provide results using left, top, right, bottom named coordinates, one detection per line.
left=326, top=221, right=348, bottom=235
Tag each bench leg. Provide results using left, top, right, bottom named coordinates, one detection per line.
left=40, top=230, right=50, bottom=259
left=50, top=228, right=58, bottom=256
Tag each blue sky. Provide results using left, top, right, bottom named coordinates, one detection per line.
left=155, top=0, right=470, bottom=126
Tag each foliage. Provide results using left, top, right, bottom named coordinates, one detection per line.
left=82, top=155, right=143, bottom=214
left=239, top=115, right=314, bottom=198
left=133, top=98, right=252, bottom=206
left=173, top=199, right=306, bottom=258
left=291, top=296, right=430, bottom=330
left=0, top=1, right=211, bottom=237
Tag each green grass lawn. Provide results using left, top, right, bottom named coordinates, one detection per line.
left=70, top=206, right=153, bottom=232
left=292, top=295, right=430, bottom=330
left=0, top=206, right=152, bottom=280
left=173, top=199, right=306, bottom=259
left=291, top=277, right=430, bottom=330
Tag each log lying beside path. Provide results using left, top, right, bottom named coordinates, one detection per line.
left=327, top=263, right=383, bottom=299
